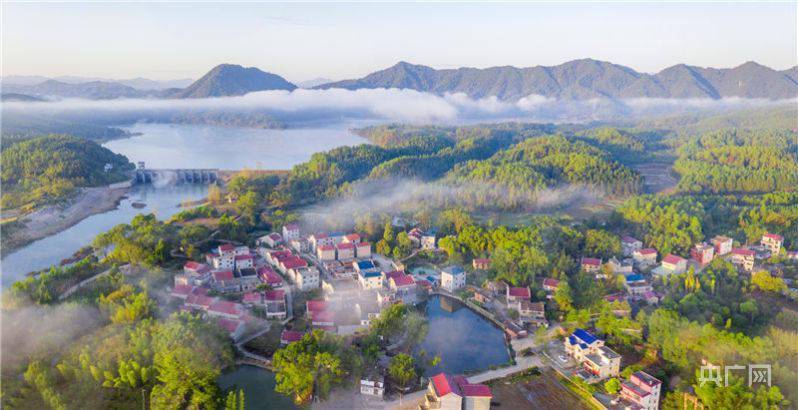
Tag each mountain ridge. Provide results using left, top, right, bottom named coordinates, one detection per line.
left=170, top=64, right=296, bottom=98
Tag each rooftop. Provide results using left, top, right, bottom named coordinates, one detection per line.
left=763, top=233, right=784, bottom=241
left=572, top=328, right=598, bottom=345
left=581, top=257, right=601, bottom=266
left=508, top=287, right=531, bottom=298
left=732, top=248, right=755, bottom=257
left=281, top=329, right=304, bottom=343
left=636, top=248, right=657, bottom=255
left=442, top=265, right=464, bottom=275
left=662, top=254, right=685, bottom=265
left=213, top=270, right=234, bottom=281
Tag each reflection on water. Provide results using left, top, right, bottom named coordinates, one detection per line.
left=1, top=184, right=208, bottom=286
left=104, top=123, right=369, bottom=170
left=217, top=365, right=297, bottom=410
left=418, top=296, right=510, bottom=376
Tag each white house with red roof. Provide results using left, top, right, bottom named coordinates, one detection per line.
left=711, top=235, right=734, bottom=256
left=263, top=290, right=287, bottom=319
left=290, top=266, right=320, bottom=291
left=761, top=233, right=784, bottom=255
left=506, top=286, right=531, bottom=304
left=336, top=242, right=356, bottom=260
left=317, top=244, right=336, bottom=261
left=282, top=223, right=301, bottom=242
left=257, top=266, right=283, bottom=288
left=343, top=233, right=361, bottom=244
left=633, top=248, right=658, bottom=268
left=212, top=270, right=239, bottom=292
left=183, top=261, right=211, bottom=285
left=580, top=257, right=602, bottom=273
left=690, top=242, right=715, bottom=267
left=241, top=292, right=262, bottom=306
left=258, top=232, right=283, bottom=248
left=542, top=278, right=560, bottom=293
left=355, top=242, right=372, bottom=259
left=218, top=243, right=235, bottom=256
left=279, top=255, right=308, bottom=274
left=306, top=300, right=328, bottom=319
left=170, top=284, right=195, bottom=299
left=620, top=371, right=662, bottom=410
left=217, top=318, right=245, bottom=340
left=208, top=250, right=235, bottom=270
left=621, top=236, right=643, bottom=256
left=309, top=233, right=335, bottom=251
left=280, top=329, right=304, bottom=345
left=731, top=248, right=755, bottom=271
left=234, top=254, right=254, bottom=270
left=421, top=372, right=492, bottom=410
left=653, top=254, right=687, bottom=276
left=207, top=300, right=244, bottom=320
left=185, top=293, right=215, bottom=311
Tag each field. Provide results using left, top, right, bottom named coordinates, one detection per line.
left=634, top=161, right=678, bottom=194
left=488, top=370, right=596, bottom=409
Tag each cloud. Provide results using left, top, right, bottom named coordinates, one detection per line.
left=3, top=87, right=794, bottom=126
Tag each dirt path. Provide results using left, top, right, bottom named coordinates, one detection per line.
left=634, top=161, right=679, bottom=194
left=1, top=184, right=131, bottom=256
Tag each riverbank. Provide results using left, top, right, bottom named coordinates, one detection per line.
left=1, top=183, right=131, bottom=257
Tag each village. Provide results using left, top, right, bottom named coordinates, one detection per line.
left=164, top=211, right=796, bottom=410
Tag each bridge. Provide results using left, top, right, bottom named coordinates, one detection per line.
left=134, top=168, right=219, bottom=184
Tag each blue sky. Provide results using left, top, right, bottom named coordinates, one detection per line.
left=2, top=2, right=796, bottom=82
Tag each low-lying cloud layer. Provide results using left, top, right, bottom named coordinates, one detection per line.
left=3, top=87, right=794, bottom=125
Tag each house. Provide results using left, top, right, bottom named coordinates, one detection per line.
left=711, top=235, right=734, bottom=256
left=421, top=372, right=492, bottom=410
left=518, top=300, right=546, bottom=325
left=624, top=274, right=653, bottom=299
left=408, top=228, right=423, bottom=246
left=208, top=251, right=235, bottom=270
left=290, top=238, right=310, bottom=253
left=355, top=242, right=371, bottom=259
left=621, top=236, right=643, bottom=256
left=542, top=278, right=560, bottom=293
left=234, top=246, right=250, bottom=256
left=183, top=261, right=211, bottom=285
left=212, top=270, right=239, bottom=292
left=504, top=320, right=527, bottom=339
left=643, top=290, right=660, bottom=305
left=207, top=300, right=244, bottom=320
left=336, top=242, right=356, bottom=260
left=620, top=371, right=662, bottom=410
left=280, top=329, right=304, bottom=345
left=291, top=266, right=320, bottom=290
left=691, top=242, right=715, bottom=267
left=310, top=310, right=335, bottom=329
left=360, top=373, right=385, bottom=398
left=356, top=297, right=382, bottom=327
left=306, top=300, right=328, bottom=319
left=581, top=257, right=602, bottom=273
left=472, top=258, right=491, bottom=270
left=606, top=257, right=633, bottom=275
left=389, top=273, right=418, bottom=304
left=358, top=270, right=383, bottom=290
left=632, top=248, right=658, bottom=268
left=282, top=223, right=300, bottom=241
left=506, top=286, right=531, bottom=304
left=263, top=290, right=287, bottom=319
left=257, top=266, right=283, bottom=288
left=218, top=243, right=235, bottom=257
left=317, top=245, right=336, bottom=261
left=170, top=284, right=194, bottom=300
left=241, top=292, right=262, bottom=306
left=279, top=255, right=308, bottom=274
left=185, top=293, right=215, bottom=311
left=441, top=265, right=466, bottom=292
left=217, top=318, right=245, bottom=340
left=234, top=254, right=254, bottom=270
left=762, top=233, right=784, bottom=255
left=565, top=329, right=620, bottom=381
left=654, top=254, right=687, bottom=276
left=343, top=233, right=361, bottom=244
left=309, top=233, right=335, bottom=251
left=237, top=268, right=260, bottom=291
left=421, top=229, right=438, bottom=250
left=257, top=232, right=283, bottom=248
left=731, top=248, right=755, bottom=271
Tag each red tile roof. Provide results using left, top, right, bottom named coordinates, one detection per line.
left=732, top=248, right=755, bottom=257
left=209, top=300, right=242, bottom=316
left=336, top=242, right=355, bottom=250
left=268, top=232, right=282, bottom=240
left=213, top=270, right=234, bottom=282
left=542, top=278, right=560, bottom=288
left=242, top=292, right=261, bottom=303
left=431, top=373, right=460, bottom=397
left=357, top=242, right=370, bottom=247
left=184, top=261, right=209, bottom=272
left=581, top=257, right=601, bottom=266
left=284, top=223, right=299, bottom=230
left=306, top=300, right=328, bottom=312
left=637, top=248, right=657, bottom=255
left=186, top=294, right=214, bottom=308
left=461, top=384, right=493, bottom=397
left=318, top=245, right=335, bottom=251
left=391, top=274, right=416, bottom=287
left=383, top=270, right=405, bottom=281
left=281, top=257, right=308, bottom=270
left=264, top=290, right=285, bottom=301
left=281, top=330, right=304, bottom=343
left=763, top=233, right=784, bottom=242
left=312, top=310, right=335, bottom=322
left=219, top=244, right=235, bottom=252
left=345, top=233, right=360, bottom=241
left=662, top=254, right=685, bottom=265
left=234, top=254, right=253, bottom=261
left=217, top=318, right=242, bottom=333
left=508, top=287, right=531, bottom=298
left=171, top=284, right=194, bottom=296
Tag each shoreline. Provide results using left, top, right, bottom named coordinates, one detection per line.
left=1, top=183, right=131, bottom=258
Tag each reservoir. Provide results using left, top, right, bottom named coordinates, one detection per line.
left=418, top=295, right=511, bottom=376
left=104, top=123, right=369, bottom=170
left=217, top=365, right=298, bottom=410
left=0, top=184, right=208, bottom=286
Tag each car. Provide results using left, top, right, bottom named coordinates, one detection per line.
left=558, top=355, right=568, bottom=363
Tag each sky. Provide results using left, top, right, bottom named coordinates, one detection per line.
left=2, top=2, right=796, bottom=82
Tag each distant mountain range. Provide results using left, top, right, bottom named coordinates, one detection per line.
left=2, top=75, right=193, bottom=90
left=4, top=60, right=796, bottom=101
left=317, top=59, right=798, bottom=100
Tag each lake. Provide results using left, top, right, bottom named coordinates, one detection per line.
left=104, top=123, right=369, bottom=170
left=0, top=184, right=208, bottom=286
left=418, top=295, right=511, bottom=376
left=217, top=365, right=298, bottom=410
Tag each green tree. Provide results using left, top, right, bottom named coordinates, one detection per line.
left=751, top=270, right=787, bottom=293
left=272, top=331, right=345, bottom=404
left=604, top=378, right=621, bottom=395
left=388, top=354, right=417, bottom=393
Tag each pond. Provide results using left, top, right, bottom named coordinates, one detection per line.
left=417, top=295, right=511, bottom=376
left=104, top=122, right=369, bottom=170
left=0, top=184, right=208, bottom=286
left=217, top=365, right=298, bottom=410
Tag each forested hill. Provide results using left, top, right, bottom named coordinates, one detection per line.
left=1, top=135, right=134, bottom=209
left=317, top=60, right=798, bottom=101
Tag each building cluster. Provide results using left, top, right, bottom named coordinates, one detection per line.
left=420, top=372, right=492, bottom=410
left=564, top=328, right=621, bottom=382
left=619, top=370, right=662, bottom=410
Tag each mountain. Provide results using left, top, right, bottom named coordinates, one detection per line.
left=297, top=77, right=334, bottom=89
left=1, top=93, right=45, bottom=102
left=1, top=80, right=148, bottom=99
left=171, top=64, right=296, bottom=98
left=317, top=60, right=798, bottom=101
left=116, top=77, right=194, bottom=90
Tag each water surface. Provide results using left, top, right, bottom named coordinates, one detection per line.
left=104, top=123, right=368, bottom=170
left=418, top=295, right=510, bottom=376
left=217, top=365, right=297, bottom=409
left=1, top=184, right=208, bottom=286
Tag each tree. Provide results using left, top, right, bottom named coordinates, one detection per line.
left=224, top=389, right=245, bottom=410
left=584, top=229, right=621, bottom=259
left=395, top=232, right=413, bottom=259
left=208, top=184, right=223, bottom=204
left=388, top=354, right=417, bottom=393
left=272, top=331, right=345, bottom=404
left=383, top=222, right=395, bottom=245
left=751, top=270, right=787, bottom=293
left=604, top=378, right=621, bottom=395
left=235, top=191, right=261, bottom=224
left=376, top=239, right=391, bottom=257
left=554, top=282, right=573, bottom=312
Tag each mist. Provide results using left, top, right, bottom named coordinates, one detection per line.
left=3, top=88, right=794, bottom=126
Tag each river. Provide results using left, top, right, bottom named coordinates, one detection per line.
left=217, top=365, right=298, bottom=409
left=418, top=295, right=511, bottom=376
left=104, top=123, right=368, bottom=169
